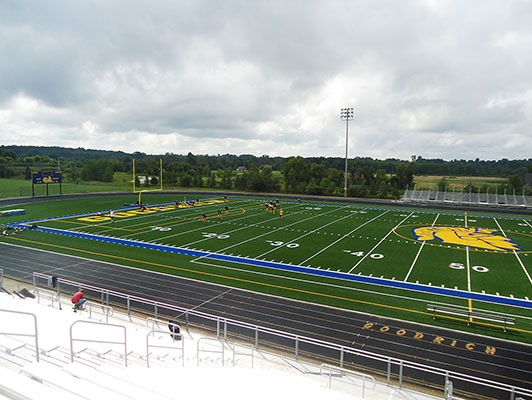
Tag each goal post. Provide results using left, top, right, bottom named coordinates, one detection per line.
left=132, top=158, right=163, bottom=205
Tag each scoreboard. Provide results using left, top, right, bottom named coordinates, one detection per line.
left=32, top=171, right=62, bottom=184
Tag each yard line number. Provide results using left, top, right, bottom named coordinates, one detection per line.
left=343, top=250, right=384, bottom=259
left=449, top=262, right=489, bottom=273
left=266, top=240, right=299, bottom=248
left=151, top=226, right=172, bottom=231
left=202, top=232, right=230, bottom=239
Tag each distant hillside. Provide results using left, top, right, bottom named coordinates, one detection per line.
left=1, top=145, right=130, bottom=161
left=1, top=144, right=531, bottom=178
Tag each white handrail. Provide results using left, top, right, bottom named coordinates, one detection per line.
left=145, top=329, right=184, bottom=368
left=0, top=308, right=39, bottom=362
left=320, top=363, right=376, bottom=398
left=34, top=287, right=61, bottom=309
left=232, top=342, right=255, bottom=368
left=32, top=271, right=532, bottom=399
left=197, top=338, right=226, bottom=367
left=69, top=320, right=127, bottom=367
left=87, top=301, right=113, bottom=323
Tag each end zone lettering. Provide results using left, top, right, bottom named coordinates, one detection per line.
left=362, top=322, right=496, bottom=355
left=77, top=199, right=226, bottom=222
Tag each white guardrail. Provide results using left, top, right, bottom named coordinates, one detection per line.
left=31, top=271, right=532, bottom=400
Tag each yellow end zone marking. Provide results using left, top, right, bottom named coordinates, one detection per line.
left=5, top=235, right=532, bottom=336
left=393, top=224, right=532, bottom=254
left=45, top=199, right=256, bottom=233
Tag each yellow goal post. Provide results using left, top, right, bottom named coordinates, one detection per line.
left=132, top=158, right=163, bottom=205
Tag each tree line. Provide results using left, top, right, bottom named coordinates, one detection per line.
left=1, top=146, right=531, bottom=198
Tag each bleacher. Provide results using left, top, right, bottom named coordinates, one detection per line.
left=401, top=187, right=532, bottom=209
left=0, top=277, right=448, bottom=400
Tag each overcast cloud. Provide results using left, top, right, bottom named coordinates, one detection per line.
left=1, top=0, right=531, bottom=160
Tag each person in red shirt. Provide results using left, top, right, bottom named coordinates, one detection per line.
left=71, top=289, right=86, bottom=312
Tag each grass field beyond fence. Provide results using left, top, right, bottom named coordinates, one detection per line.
left=413, top=175, right=507, bottom=191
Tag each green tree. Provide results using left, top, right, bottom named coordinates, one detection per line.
left=207, top=172, right=217, bottom=188
left=65, top=166, right=80, bottom=182
left=235, top=173, right=247, bottom=190
left=360, top=166, right=375, bottom=186
left=180, top=173, right=193, bottom=187
left=102, top=162, right=114, bottom=182
left=507, top=175, right=522, bottom=192
left=283, top=157, right=309, bottom=192
left=218, top=168, right=234, bottom=189
left=437, top=177, right=449, bottom=192
left=395, top=163, right=414, bottom=189
left=328, top=168, right=344, bottom=189
left=378, top=181, right=389, bottom=197
left=193, top=174, right=203, bottom=187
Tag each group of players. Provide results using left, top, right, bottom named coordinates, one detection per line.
left=1, top=225, right=29, bottom=236
left=202, top=205, right=229, bottom=223
left=265, top=199, right=283, bottom=218
left=109, top=196, right=302, bottom=225
left=201, top=196, right=229, bottom=223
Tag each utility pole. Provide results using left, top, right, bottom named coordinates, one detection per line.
left=340, top=107, right=354, bottom=197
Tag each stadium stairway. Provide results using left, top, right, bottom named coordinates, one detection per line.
left=0, top=279, right=448, bottom=400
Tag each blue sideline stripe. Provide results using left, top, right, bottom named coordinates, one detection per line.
left=207, top=253, right=532, bottom=309
left=35, top=226, right=207, bottom=258
left=33, top=225, right=532, bottom=310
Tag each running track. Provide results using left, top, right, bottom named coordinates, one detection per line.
left=1, top=241, right=531, bottom=399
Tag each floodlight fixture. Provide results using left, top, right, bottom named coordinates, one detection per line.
left=340, top=107, right=354, bottom=197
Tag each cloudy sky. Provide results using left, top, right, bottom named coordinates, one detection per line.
left=1, top=1, right=531, bottom=160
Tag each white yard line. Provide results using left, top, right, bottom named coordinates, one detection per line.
left=192, top=207, right=341, bottom=261
left=348, top=212, right=414, bottom=274
left=403, top=214, right=440, bottom=282
left=143, top=202, right=273, bottom=242
left=465, top=214, right=471, bottom=292
left=256, top=209, right=375, bottom=260
left=168, top=210, right=270, bottom=244
left=522, top=219, right=532, bottom=229
left=181, top=204, right=304, bottom=248
left=123, top=199, right=254, bottom=239
left=76, top=198, right=251, bottom=235
left=297, top=210, right=390, bottom=266
left=493, top=217, right=532, bottom=287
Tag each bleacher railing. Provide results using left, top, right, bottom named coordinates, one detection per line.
left=32, top=272, right=532, bottom=400
left=320, top=363, right=376, bottom=398
left=34, top=287, right=60, bottom=309
left=197, top=338, right=227, bottom=367
left=146, top=329, right=184, bottom=368
left=87, top=301, right=113, bottom=323
left=0, top=308, right=39, bottom=362
left=69, top=320, right=127, bottom=367
left=401, top=188, right=532, bottom=209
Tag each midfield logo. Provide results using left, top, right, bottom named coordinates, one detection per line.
left=412, top=226, right=521, bottom=252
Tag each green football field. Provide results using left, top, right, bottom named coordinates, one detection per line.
left=2, top=193, right=532, bottom=343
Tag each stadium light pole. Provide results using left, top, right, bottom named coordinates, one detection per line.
left=340, top=107, right=354, bottom=197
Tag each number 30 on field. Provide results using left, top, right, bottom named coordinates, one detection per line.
left=266, top=240, right=299, bottom=248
